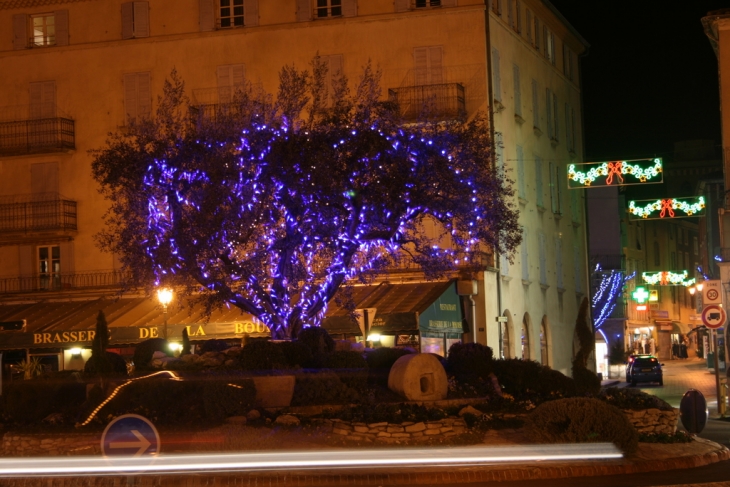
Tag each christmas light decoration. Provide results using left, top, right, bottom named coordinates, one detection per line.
left=628, top=196, right=705, bottom=220
left=641, top=270, right=695, bottom=287
left=592, top=270, right=635, bottom=331
left=567, top=158, right=663, bottom=189
left=631, top=286, right=649, bottom=304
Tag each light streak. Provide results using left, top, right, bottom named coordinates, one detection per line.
left=0, top=444, right=622, bottom=477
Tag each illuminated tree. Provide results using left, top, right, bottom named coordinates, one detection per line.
left=92, top=62, right=521, bottom=339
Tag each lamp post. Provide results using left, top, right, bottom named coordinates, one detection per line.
left=157, top=288, right=173, bottom=340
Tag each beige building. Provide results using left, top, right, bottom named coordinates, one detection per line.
left=0, top=0, right=588, bottom=374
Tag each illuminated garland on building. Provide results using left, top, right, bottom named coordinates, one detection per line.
left=628, top=196, right=705, bottom=220
left=592, top=270, right=635, bottom=330
left=567, top=158, right=663, bottom=188
left=641, top=270, right=695, bottom=287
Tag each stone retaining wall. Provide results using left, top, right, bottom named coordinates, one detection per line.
left=2, top=433, right=99, bottom=457
left=314, top=417, right=468, bottom=444
left=623, top=408, right=679, bottom=435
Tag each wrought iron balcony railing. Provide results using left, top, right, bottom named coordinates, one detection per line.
left=388, top=83, right=466, bottom=121
left=0, top=117, right=75, bottom=156
left=0, top=270, right=127, bottom=294
left=0, top=194, right=77, bottom=234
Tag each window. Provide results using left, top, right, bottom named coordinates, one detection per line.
left=533, top=14, right=540, bottom=50
left=693, top=236, right=699, bottom=255
left=531, top=79, right=539, bottom=129
left=13, top=11, right=68, bottom=49
left=513, top=64, right=521, bottom=118
left=544, top=26, right=555, bottom=64
left=122, top=2, right=149, bottom=38
left=521, top=227, right=529, bottom=281
left=317, top=0, right=341, bottom=17
left=201, top=0, right=258, bottom=30
left=492, top=48, right=502, bottom=103
left=220, top=0, right=244, bottom=26
left=32, top=13, right=55, bottom=46
left=535, top=155, right=544, bottom=207
left=563, top=44, right=575, bottom=81
left=123, top=72, right=151, bottom=123
left=546, top=89, right=558, bottom=142
left=514, top=0, right=521, bottom=33
left=416, top=0, right=441, bottom=7
left=516, top=145, right=526, bottom=199
left=506, top=0, right=513, bottom=28
left=565, top=103, right=576, bottom=152
left=38, top=245, right=60, bottom=290
left=29, top=81, right=56, bottom=119
left=549, top=161, right=562, bottom=215
left=217, top=64, right=245, bottom=103
left=414, top=46, right=443, bottom=85
left=538, top=232, right=547, bottom=285
left=525, top=8, right=532, bottom=44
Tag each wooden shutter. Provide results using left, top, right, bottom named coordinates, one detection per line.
left=31, top=162, right=59, bottom=195
left=55, top=10, right=69, bottom=46
left=342, top=0, right=357, bottom=17
left=516, top=145, right=525, bottom=199
left=297, top=0, right=312, bottom=21
left=513, top=64, right=521, bottom=117
left=244, top=0, right=259, bottom=26
left=535, top=155, right=543, bottom=207
left=199, top=0, right=215, bottom=31
left=134, top=2, right=150, bottom=37
left=491, top=47, right=501, bottom=101
left=123, top=73, right=138, bottom=121
left=414, top=47, right=429, bottom=85
left=429, top=46, right=443, bottom=84
left=13, top=14, right=27, bottom=50
left=441, top=0, right=456, bottom=6
left=30, top=81, right=56, bottom=119
left=59, top=241, right=75, bottom=274
left=137, top=72, right=151, bottom=118
left=18, top=246, right=33, bottom=279
left=545, top=88, right=552, bottom=137
left=521, top=227, right=528, bottom=281
left=122, top=2, right=134, bottom=39
left=395, top=0, right=410, bottom=12
left=231, top=64, right=245, bottom=86
left=531, top=79, right=538, bottom=128
left=552, top=93, right=558, bottom=140
left=525, top=9, right=532, bottom=43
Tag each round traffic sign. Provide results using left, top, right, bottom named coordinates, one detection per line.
left=101, top=414, right=160, bottom=457
left=707, top=289, right=720, bottom=302
left=701, top=305, right=727, bottom=329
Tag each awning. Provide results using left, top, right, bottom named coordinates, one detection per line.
left=0, top=297, right=267, bottom=350
left=321, top=280, right=462, bottom=336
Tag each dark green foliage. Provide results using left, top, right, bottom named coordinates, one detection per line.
left=297, top=327, right=335, bottom=367
left=85, top=351, right=128, bottom=376
left=324, top=351, right=368, bottom=390
left=608, top=341, right=629, bottom=365
left=202, top=379, right=257, bottom=422
left=240, top=339, right=288, bottom=371
left=277, top=340, right=313, bottom=368
left=291, top=370, right=360, bottom=406
left=573, top=297, right=594, bottom=369
left=365, top=347, right=412, bottom=386
left=525, top=397, right=638, bottom=455
left=572, top=365, right=601, bottom=395
left=638, top=431, right=692, bottom=443
left=199, top=339, right=230, bottom=354
left=446, top=342, right=494, bottom=379
left=89, top=310, right=112, bottom=375
left=599, top=387, right=673, bottom=411
left=328, top=402, right=447, bottom=424
left=491, top=359, right=576, bottom=401
left=133, top=338, right=169, bottom=370
left=181, top=327, right=191, bottom=356
left=93, top=310, right=110, bottom=353
left=0, top=380, right=86, bottom=425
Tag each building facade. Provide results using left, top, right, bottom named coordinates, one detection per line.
left=0, top=0, right=588, bottom=374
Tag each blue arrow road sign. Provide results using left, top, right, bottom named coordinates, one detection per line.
left=101, top=414, right=160, bottom=457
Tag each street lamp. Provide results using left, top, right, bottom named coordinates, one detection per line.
left=688, top=286, right=696, bottom=295
left=696, top=282, right=704, bottom=293
left=157, top=288, right=173, bottom=340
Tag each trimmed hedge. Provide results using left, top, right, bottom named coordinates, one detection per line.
left=525, top=397, right=638, bottom=455
left=297, top=327, right=335, bottom=367
left=447, top=342, right=494, bottom=379
left=278, top=340, right=313, bottom=368
left=491, top=359, right=576, bottom=401
left=1, top=380, right=86, bottom=425
left=599, top=387, right=673, bottom=411
left=133, top=338, right=170, bottom=370
left=324, top=351, right=368, bottom=390
left=239, top=340, right=288, bottom=371
left=572, top=365, right=601, bottom=396
left=365, top=347, right=412, bottom=387
left=291, top=370, right=360, bottom=406
left=84, top=351, right=128, bottom=377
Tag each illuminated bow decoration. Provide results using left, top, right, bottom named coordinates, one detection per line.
left=605, top=161, right=624, bottom=185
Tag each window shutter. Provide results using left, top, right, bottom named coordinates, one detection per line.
left=124, top=73, right=140, bottom=121
left=217, top=65, right=232, bottom=103
left=545, top=88, right=552, bottom=137
left=491, top=47, right=501, bottom=102
left=429, top=46, right=443, bottom=84
left=516, top=145, right=525, bottom=199
left=297, top=0, right=312, bottom=21
left=525, top=9, right=532, bottom=43
left=395, top=0, right=410, bottom=12
left=18, top=246, right=33, bottom=279
left=122, top=2, right=134, bottom=39
left=231, top=64, right=245, bottom=86
left=199, top=0, right=215, bottom=31
left=513, top=64, right=521, bottom=117
left=535, top=155, right=543, bottom=207
left=342, top=0, right=357, bottom=17
left=59, top=242, right=75, bottom=274
left=521, top=227, right=528, bottom=281
left=414, top=47, right=429, bottom=85
left=55, top=10, right=69, bottom=46
left=552, top=93, right=558, bottom=141
left=531, top=79, right=538, bottom=128
left=244, top=0, right=259, bottom=26
left=538, top=232, right=547, bottom=285
left=13, top=14, right=27, bottom=50
left=134, top=2, right=150, bottom=37
left=441, top=0, right=456, bottom=6
left=137, top=73, right=151, bottom=118
left=30, top=81, right=56, bottom=119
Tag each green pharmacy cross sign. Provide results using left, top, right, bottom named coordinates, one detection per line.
left=628, top=196, right=706, bottom=220
left=567, top=158, right=663, bottom=189
left=642, top=270, right=695, bottom=287
left=632, top=286, right=650, bottom=304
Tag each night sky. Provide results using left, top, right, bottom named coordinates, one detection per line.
left=548, top=0, right=725, bottom=163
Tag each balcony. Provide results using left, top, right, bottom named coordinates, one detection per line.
left=0, top=117, right=74, bottom=156
left=388, top=83, right=466, bottom=122
left=0, top=270, right=126, bottom=295
left=0, top=193, right=77, bottom=245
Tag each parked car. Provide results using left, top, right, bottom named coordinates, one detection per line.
left=626, top=355, right=663, bottom=386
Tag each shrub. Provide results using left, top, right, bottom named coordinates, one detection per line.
left=525, top=397, right=638, bottom=455
left=365, top=347, right=412, bottom=386
left=291, top=370, right=360, bottom=406
left=598, top=387, right=673, bottom=411
left=277, top=340, right=313, bottom=368
left=324, top=351, right=368, bottom=390
left=1, top=380, right=86, bottom=425
left=133, top=338, right=169, bottom=370
left=202, top=379, right=257, bottom=422
left=491, top=359, right=576, bottom=402
left=572, top=365, right=601, bottom=395
left=85, top=351, right=128, bottom=376
left=446, top=342, right=494, bottom=379
left=239, top=340, right=288, bottom=371
left=198, top=339, right=231, bottom=354
left=297, top=327, right=335, bottom=367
